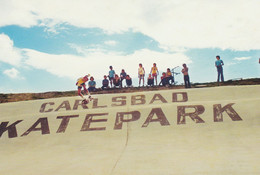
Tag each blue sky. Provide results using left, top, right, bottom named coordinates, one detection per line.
left=0, top=0, right=259, bottom=93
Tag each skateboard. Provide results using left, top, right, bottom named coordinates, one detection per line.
left=82, top=95, right=93, bottom=104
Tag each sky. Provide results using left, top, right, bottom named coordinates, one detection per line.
left=0, top=0, right=259, bottom=93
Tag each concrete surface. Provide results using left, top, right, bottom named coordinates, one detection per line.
left=0, top=85, right=259, bottom=175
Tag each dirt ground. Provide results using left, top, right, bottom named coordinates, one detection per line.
left=0, top=78, right=259, bottom=103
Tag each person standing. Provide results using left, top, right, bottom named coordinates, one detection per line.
left=150, top=63, right=159, bottom=85
left=181, top=64, right=191, bottom=88
left=138, top=63, right=145, bottom=86
left=108, top=66, right=115, bottom=87
left=215, top=55, right=224, bottom=82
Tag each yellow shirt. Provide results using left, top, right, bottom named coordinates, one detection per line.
left=151, top=67, right=158, bottom=74
left=77, top=77, right=87, bottom=86
left=138, top=67, right=145, bottom=75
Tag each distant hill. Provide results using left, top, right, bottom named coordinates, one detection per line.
left=0, top=78, right=259, bottom=103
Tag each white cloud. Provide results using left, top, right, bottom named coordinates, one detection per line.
left=1, top=0, right=259, bottom=51
left=23, top=47, right=190, bottom=80
left=24, top=49, right=89, bottom=79
left=226, top=62, right=238, bottom=66
left=233, top=57, right=251, bottom=61
left=68, top=43, right=105, bottom=54
left=0, top=0, right=38, bottom=27
left=0, top=34, right=190, bottom=81
left=3, top=68, right=20, bottom=79
left=104, top=40, right=117, bottom=46
left=0, top=33, right=22, bottom=66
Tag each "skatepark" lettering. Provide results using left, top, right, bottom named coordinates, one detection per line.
left=0, top=104, right=242, bottom=139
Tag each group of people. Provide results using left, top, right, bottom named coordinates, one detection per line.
left=75, top=66, right=133, bottom=98
left=104, top=66, right=133, bottom=89
left=138, top=62, right=192, bottom=88
left=76, top=55, right=225, bottom=99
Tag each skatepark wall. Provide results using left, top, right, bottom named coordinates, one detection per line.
left=0, top=85, right=259, bottom=175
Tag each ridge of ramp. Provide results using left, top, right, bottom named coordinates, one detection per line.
left=0, top=85, right=260, bottom=175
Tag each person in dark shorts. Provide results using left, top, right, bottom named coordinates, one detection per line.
left=147, top=74, right=154, bottom=86
left=159, top=72, right=168, bottom=86
left=166, top=68, right=174, bottom=85
left=102, top=75, right=109, bottom=90
left=113, top=74, right=121, bottom=87
left=88, top=76, right=96, bottom=92
left=126, top=75, right=132, bottom=87
left=76, top=75, right=90, bottom=99
left=108, top=66, right=115, bottom=87
left=120, top=69, right=127, bottom=87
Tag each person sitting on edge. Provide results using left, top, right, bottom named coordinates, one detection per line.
left=113, top=74, right=121, bottom=88
left=88, top=76, right=96, bottom=92
left=147, top=74, right=154, bottom=86
left=76, top=75, right=90, bottom=99
left=120, top=69, right=127, bottom=87
left=159, top=72, right=168, bottom=86
left=102, top=75, right=109, bottom=90
left=126, top=75, right=132, bottom=87
left=166, top=68, right=174, bottom=85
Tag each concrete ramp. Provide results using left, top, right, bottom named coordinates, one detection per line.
left=0, top=85, right=260, bottom=175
